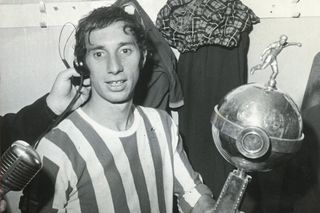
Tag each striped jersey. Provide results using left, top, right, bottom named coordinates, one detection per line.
left=35, top=106, right=212, bottom=213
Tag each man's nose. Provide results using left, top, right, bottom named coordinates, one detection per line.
left=108, top=54, right=123, bottom=74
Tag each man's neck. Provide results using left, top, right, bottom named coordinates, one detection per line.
left=82, top=98, right=135, bottom=131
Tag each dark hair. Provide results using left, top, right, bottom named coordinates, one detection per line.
left=74, top=6, right=146, bottom=63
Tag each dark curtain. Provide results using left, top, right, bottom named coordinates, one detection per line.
left=177, top=31, right=249, bottom=199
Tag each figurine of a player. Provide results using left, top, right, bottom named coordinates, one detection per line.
left=250, top=35, right=302, bottom=87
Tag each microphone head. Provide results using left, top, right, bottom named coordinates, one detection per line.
left=0, top=140, right=42, bottom=194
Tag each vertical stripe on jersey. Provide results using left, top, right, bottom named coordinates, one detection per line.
left=45, top=129, right=99, bottom=213
left=139, top=107, right=204, bottom=210
left=175, top=136, right=203, bottom=186
left=70, top=113, right=131, bottom=213
left=56, top=119, right=116, bottom=213
left=137, top=108, right=167, bottom=213
left=134, top=117, right=161, bottom=212
left=120, top=135, right=151, bottom=212
left=39, top=157, right=59, bottom=213
left=156, top=109, right=174, bottom=162
left=173, top=136, right=203, bottom=209
left=36, top=138, right=81, bottom=212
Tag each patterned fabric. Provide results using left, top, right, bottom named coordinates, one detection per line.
left=156, top=0, right=260, bottom=52
left=34, top=106, right=212, bottom=213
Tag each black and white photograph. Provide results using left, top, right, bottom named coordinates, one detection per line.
left=1, top=0, right=320, bottom=212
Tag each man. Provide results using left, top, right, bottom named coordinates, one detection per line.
left=0, top=69, right=91, bottom=212
left=279, top=105, right=320, bottom=213
left=22, top=6, right=216, bottom=213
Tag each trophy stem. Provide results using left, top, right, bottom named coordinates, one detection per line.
left=213, top=169, right=251, bottom=213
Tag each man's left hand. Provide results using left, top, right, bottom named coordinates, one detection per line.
left=46, top=69, right=91, bottom=115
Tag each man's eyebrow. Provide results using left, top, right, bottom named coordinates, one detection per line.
left=119, top=41, right=137, bottom=47
left=87, top=45, right=105, bottom=52
left=87, top=41, right=138, bottom=52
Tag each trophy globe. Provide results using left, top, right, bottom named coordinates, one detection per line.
left=211, top=82, right=303, bottom=172
left=210, top=35, right=303, bottom=213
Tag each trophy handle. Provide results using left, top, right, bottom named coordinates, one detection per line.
left=213, top=169, right=251, bottom=213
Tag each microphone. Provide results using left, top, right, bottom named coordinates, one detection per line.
left=0, top=140, right=42, bottom=196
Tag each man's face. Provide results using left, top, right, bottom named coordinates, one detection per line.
left=85, top=21, right=144, bottom=104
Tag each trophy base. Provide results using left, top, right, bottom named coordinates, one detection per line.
left=213, top=169, right=251, bottom=213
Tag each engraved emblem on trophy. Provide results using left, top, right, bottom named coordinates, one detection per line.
left=211, top=35, right=304, bottom=213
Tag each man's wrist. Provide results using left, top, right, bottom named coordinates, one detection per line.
left=46, top=93, right=62, bottom=116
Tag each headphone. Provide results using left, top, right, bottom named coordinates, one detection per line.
left=61, top=57, right=89, bottom=86
left=73, top=58, right=90, bottom=76
left=58, top=22, right=90, bottom=86
left=71, top=58, right=89, bottom=86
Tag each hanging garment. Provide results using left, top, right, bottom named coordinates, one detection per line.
left=114, top=0, right=184, bottom=111
left=156, top=0, right=259, bottom=53
left=176, top=31, right=249, bottom=200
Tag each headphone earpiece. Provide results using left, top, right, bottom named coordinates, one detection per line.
left=73, top=59, right=90, bottom=77
left=70, top=58, right=90, bottom=86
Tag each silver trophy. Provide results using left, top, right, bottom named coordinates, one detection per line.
left=211, top=35, right=304, bottom=213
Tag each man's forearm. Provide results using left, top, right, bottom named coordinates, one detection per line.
left=0, top=94, right=57, bottom=154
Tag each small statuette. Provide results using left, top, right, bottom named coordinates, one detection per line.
left=250, top=35, right=302, bottom=89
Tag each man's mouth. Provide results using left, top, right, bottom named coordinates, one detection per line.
left=107, top=80, right=126, bottom=87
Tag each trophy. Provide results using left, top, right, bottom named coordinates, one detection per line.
left=211, top=35, right=304, bottom=213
